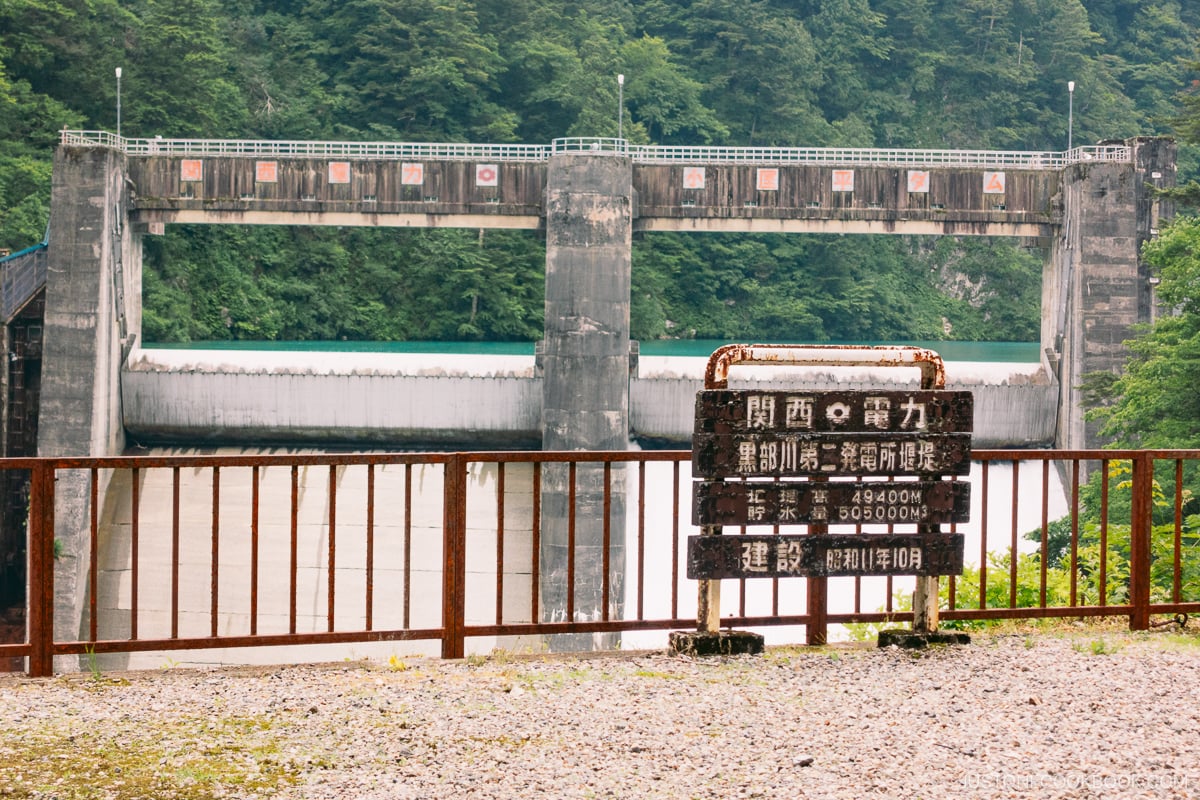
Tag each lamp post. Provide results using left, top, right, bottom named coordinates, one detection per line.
left=116, top=67, right=122, bottom=139
left=617, top=73, right=624, bottom=144
left=1067, top=80, right=1075, bottom=155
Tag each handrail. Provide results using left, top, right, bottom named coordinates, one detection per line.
left=5, top=447, right=1200, bottom=676
left=551, top=137, right=630, bottom=155
left=628, top=144, right=1128, bottom=169
left=60, top=130, right=1131, bottom=170
left=0, top=242, right=49, bottom=323
left=59, top=130, right=551, bottom=162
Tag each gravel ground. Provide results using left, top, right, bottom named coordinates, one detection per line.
left=2, top=627, right=1199, bottom=799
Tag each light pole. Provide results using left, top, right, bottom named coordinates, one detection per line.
left=116, top=67, right=122, bottom=139
left=617, top=73, right=624, bottom=143
left=1067, top=80, right=1075, bottom=154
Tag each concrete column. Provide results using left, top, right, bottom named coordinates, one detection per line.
left=1045, top=136, right=1175, bottom=449
left=41, top=146, right=140, bottom=665
left=540, top=153, right=633, bottom=649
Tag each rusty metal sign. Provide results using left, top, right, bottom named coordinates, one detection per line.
left=692, top=479, right=970, bottom=527
left=686, top=532, right=965, bottom=579
left=692, top=431, right=972, bottom=479
left=694, top=390, right=973, bottom=435
left=688, top=345, right=970, bottom=625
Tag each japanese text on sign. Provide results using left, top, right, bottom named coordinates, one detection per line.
left=695, top=390, right=973, bottom=436
left=692, top=432, right=972, bottom=479
left=686, top=533, right=966, bottom=579
left=691, top=479, right=971, bottom=527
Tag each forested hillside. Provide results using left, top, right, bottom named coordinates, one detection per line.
left=1, top=0, right=1196, bottom=343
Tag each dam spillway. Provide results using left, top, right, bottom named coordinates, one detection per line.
left=120, top=347, right=1057, bottom=449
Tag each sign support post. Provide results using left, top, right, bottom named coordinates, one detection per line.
left=697, top=523, right=721, bottom=633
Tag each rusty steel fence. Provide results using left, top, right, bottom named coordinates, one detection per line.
left=3, top=449, right=1200, bottom=676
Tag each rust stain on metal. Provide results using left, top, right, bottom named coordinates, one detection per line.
left=704, top=343, right=947, bottom=390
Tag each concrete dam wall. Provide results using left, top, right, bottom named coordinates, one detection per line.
left=122, top=349, right=1057, bottom=449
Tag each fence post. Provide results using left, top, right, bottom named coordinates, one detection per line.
left=441, top=454, right=468, bottom=659
left=1128, top=453, right=1153, bottom=631
left=27, top=462, right=55, bottom=677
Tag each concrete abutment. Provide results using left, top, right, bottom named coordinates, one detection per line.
left=1043, top=137, right=1176, bottom=449
left=40, top=147, right=141, bottom=667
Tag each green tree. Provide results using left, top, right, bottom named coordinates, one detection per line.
left=227, top=10, right=341, bottom=139
left=619, top=36, right=727, bottom=144
left=120, top=0, right=249, bottom=137
left=3, top=0, right=1195, bottom=342
left=0, top=0, right=134, bottom=130
left=677, top=0, right=831, bottom=145
left=0, top=41, right=83, bottom=249
left=306, top=0, right=515, bottom=141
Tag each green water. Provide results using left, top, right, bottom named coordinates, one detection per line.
left=145, top=339, right=1041, bottom=362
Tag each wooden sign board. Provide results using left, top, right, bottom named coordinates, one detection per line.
left=692, top=479, right=970, bottom=527
left=687, top=532, right=965, bottom=579
left=694, top=390, right=973, bottom=436
left=692, top=431, right=972, bottom=479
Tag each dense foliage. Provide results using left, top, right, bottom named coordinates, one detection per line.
left=1, top=0, right=1197, bottom=342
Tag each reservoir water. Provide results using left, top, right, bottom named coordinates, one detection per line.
left=145, top=338, right=1042, bottom=363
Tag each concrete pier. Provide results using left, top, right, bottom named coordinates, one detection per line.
left=40, top=146, right=139, bottom=665
left=539, top=154, right=633, bottom=647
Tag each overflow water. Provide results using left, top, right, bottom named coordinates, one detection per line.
left=107, top=340, right=1057, bottom=661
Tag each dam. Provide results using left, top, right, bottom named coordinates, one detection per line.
left=0, top=132, right=1175, bottom=663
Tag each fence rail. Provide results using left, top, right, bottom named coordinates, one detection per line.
left=4, top=448, right=1197, bottom=676
left=59, top=130, right=1129, bottom=169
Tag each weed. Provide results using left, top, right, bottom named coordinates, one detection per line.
left=84, top=645, right=101, bottom=681
left=488, top=647, right=517, bottom=665
left=1072, top=637, right=1122, bottom=655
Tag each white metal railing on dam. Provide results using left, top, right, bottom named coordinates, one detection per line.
left=59, top=130, right=552, bottom=162
left=60, top=130, right=1130, bottom=170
